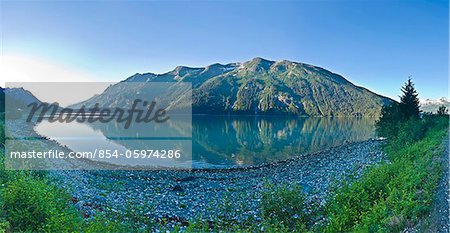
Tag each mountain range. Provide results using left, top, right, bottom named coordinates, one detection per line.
left=1, top=58, right=395, bottom=117
left=74, top=57, right=393, bottom=117
left=420, top=97, right=450, bottom=113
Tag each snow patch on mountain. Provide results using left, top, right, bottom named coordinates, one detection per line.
left=420, top=97, right=449, bottom=105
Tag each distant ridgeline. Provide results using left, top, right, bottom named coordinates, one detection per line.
left=420, top=98, right=450, bottom=113
left=5, top=58, right=394, bottom=117
left=75, top=58, right=392, bottom=117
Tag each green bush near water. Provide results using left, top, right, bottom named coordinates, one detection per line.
left=2, top=174, right=82, bottom=232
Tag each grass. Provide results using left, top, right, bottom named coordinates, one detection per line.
left=323, top=116, right=448, bottom=232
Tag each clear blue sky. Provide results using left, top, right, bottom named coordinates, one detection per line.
left=1, top=0, right=448, bottom=100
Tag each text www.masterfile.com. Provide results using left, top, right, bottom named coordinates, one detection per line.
left=8, top=149, right=183, bottom=160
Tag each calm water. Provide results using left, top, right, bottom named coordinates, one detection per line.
left=34, top=116, right=376, bottom=168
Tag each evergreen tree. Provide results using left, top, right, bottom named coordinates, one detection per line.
left=375, top=103, right=403, bottom=137
left=437, top=105, right=448, bottom=115
left=399, top=78, right=421, bottom=119
left=376, top=78, right=423, bottom=137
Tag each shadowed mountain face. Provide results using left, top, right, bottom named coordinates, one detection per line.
left=3, top=88, right=43, bottom=119
left=75, top=57, right=393, bottom=117
left=4, top=88, right=41, bottom=106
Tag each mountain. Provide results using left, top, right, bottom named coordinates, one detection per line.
left=4, top=88, right=42, bottom=106
left=420, top=97, right=450, bottom=113
left=2, top=87, right=43, bottom=119
left=74, top=57, right=393, bottom=117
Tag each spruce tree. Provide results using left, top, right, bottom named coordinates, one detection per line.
left=399, top=78, right=421, bottom=119
left=437, top=105, right=448, bottom=115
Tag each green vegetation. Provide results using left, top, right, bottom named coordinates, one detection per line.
left=0, top=114, right=78, bottom=232
left=2, top=174, right=81, bottom=232
left=323, top=79, right=447, bottom=232
left=398, top=78, right=421, bottom=120
left=260, top=183, right=309, bottom=231
left=375, top=78, right=421, bottom=137
left=324, top=115, right=447, bottom=232
left=0, top=116, right=137, bottom=232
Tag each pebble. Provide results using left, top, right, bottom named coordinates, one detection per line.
left=46, top=140, right=386, bottom=229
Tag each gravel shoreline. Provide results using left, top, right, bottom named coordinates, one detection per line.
left=432, top=138, right=450, bottom=233
left=7, top=120, right=387, bottom=227
left=48, top=139, right=386, bottom=227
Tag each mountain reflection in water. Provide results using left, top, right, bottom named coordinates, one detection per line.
left=34, top=116, right=376, bottom=168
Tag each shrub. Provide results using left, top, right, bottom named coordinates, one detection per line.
left=0, top=220, right=9, bottom=233
left=388, top=118, right=426, bottom=151
left=84, top=214, right=134, bottom=233
left=2, top=175, right=82, bottom=232
left=375, top=103, right=403, bottom=138
left=261, top=182, right=309, bottom=230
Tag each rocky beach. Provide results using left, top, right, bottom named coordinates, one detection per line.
left=6, top=120, right=387, bottom=228
left=49, top=140, right=386, bottom=227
